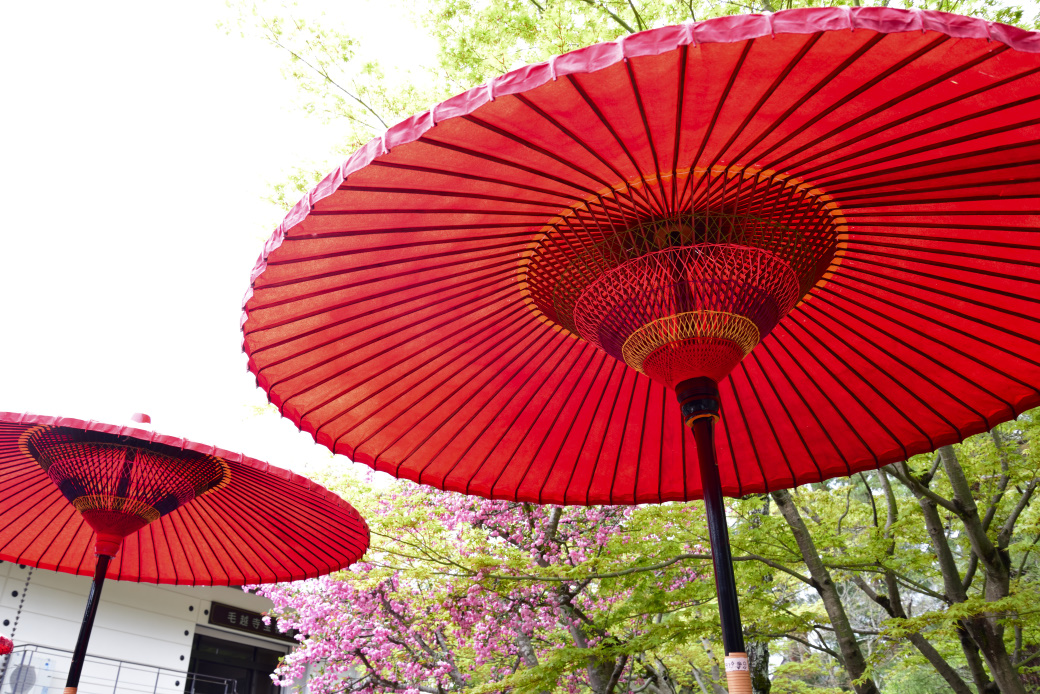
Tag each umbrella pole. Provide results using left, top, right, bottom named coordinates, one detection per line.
left=63, top=553, right=111, bottom=694
left=679, top=378, right=751, bottom=694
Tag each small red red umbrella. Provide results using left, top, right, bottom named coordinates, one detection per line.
left=0, top=635, right=11, bottom=657
left=242, top=8, right=1040, bottom=691
left=0, top=412, right=369, bottom=693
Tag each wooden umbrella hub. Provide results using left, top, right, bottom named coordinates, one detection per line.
left=20, top=427, right=230, bottom=555
left=524, top=167, right=844, bottom=387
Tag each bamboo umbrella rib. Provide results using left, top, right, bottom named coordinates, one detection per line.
left=301, top=300, right=532, bottom=431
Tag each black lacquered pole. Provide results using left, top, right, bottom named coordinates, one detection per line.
left=691, top=416, right=745, bottom=655
left=64, top=553, right=111, bottom=694
left=678, top=377, right=750, bottom=693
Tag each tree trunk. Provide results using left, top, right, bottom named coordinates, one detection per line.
left=890, top=449, right=1026, bottom=694
left=771, top=490, right=881, bottom=694
left=746, top=639, right=770, bottom=694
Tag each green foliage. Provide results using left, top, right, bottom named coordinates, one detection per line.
left=227, top=0, right=1039, bottom=210
left=880, top=668, right=955, bottom=694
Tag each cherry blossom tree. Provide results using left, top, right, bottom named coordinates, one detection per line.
left=250, top=479, right=717, bottom=694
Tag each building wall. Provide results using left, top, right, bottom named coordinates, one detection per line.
left=0, top=560, right=298, bottom=693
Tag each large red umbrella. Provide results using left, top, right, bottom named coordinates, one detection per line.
left=0, top=412, right=369, bottom=693
left=242, top=7, right=1040, bottom=691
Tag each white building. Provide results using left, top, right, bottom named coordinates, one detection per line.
left=0, top=560, right=300, bottom=694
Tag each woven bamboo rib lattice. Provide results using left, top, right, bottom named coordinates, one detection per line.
left=22, top=427, right=230, bottom=548
left=571, top=244, right=803, bottom=386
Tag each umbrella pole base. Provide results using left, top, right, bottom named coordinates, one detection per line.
left=725, top=652, right=752, bottom=693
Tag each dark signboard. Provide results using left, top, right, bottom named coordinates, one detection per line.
left=209, top=602, right=298, bottom=644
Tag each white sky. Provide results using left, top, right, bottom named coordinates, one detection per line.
left=0, top=1, right=436, bottom=473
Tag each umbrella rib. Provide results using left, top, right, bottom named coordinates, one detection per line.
left=269, top=228, right=534, bottom=263
left=772, top=39, right=1008, bottom=172
left=656, top=387, right=668, bottom=503
left=492, top=339, right=595, bottom=502
left=271, top=293, right=522, bottom=419
left=809, top=115, right=1040, bottom=182
left=709, top=33, right=823, bottom=179
left=802, top=294, right=984, bottom=431
left=524, top=81, right=661, bottom=218
left=202, top=477, right=309, bottom=583
left=153, top=508, right=181, bottom=584
left=556, top=355, right=615, bottom=505
left=298, top=299, right=531, bottom=430
left=6, top=494, right=73, bottom=568
left=218, top=472, right=328, bottom=581
left=219, top=471, right=365, bottom=577
left=415, top=136, right=603, bottom=197
left=468, top=335, right=584, bottom=499
left=463, top=112, right=618, bottom=192
left=848, top=210, right=1040, bottom=218
left=679, top=402, right=688, bottom=499
left=168, top=507, right=200, bottom=585
left=828, top=269, right=1040, bottom=373
left=749, top=347, right=851, bottom=475
left=7, top=491, right=71, bottom=566
left=251, top=276, right=511, bottom=384
left=322, top=190, right=563, bottom=211
left=738, top=360, right=818, bottom=486
left=776, top=321, right=907, bottom=460
left=812, top=287, right=1008, bottom=423
left=679, top=39, right=754, bottom=210
left=310, top=207, right=557, bottom=218
left=781, top=46, right=1023, bottom=171
left=730, top=366, right=788, bottom=490
left=760, top=34, right=952, bottom=173
left=717, top=390, right=743, bottom=497
left=720, top=33, right=885, bottom=177
left=831, top=168, right=1040, bottom=199
left=512, top=342, right=602, bottom=505
left=762, top=331, right=875, bottom=463
left=841, top=190, right=1040, bottom=209
left=407, top=322, right=561, bottom=487
left=828, top=159, right=1040, bottom=199
left=357, top=314, right=546, bottom=468
left=670, top=45, right=689, bottom=214
left=586, top=358, right=629, bottom=506
left=512, top=93, right=636, bottom=197
left=844, top=246, right=1040, bottom=296
left=564, top=74, right=667, bottom=218
left=175, top=500, right=244, bottom=586
left=607, top=371, right=644, bottom=505
left=630, top=376, right=653, bottom=504
left=190, top=481, right=296, bottom=586
left=249, top=253, right=517, bottom=317
left=799, top=82, right=1040, bottom=179
left=240, top=469, right=370, bottom=554
left=249, top=254, right=520, bottom=340
left=370, top=160, right=586, bottom=203
left=795, top=305, right=954, bottom=444
left=822, top=139, right=1040, bottom=192
left=439, top=328, right=577, bottom=496
left=624, top=58, right=669, bottom=212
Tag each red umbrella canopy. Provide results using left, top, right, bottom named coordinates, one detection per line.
left=0, top=412, right=369, bottom=585
left=242, top=7, right=1040, bottom=505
